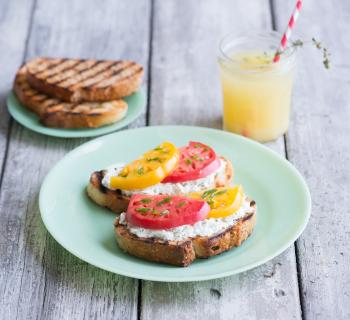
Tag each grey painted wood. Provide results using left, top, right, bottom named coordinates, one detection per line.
left=0, top=0, right=150, bottom=319
left=0, top=0, right=34, bottom=177
left=1, top=0, right=347, bottom=318
left=143, top=1, right=301, bottom=319
left=0, top=1, right=36, bottom=319
left=273, top=0, right=350, bottom=319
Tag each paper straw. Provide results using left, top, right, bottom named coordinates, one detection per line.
left=273, top=0, right=303, bottom=63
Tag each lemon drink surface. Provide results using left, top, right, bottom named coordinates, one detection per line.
left=218, top=33, right=296, bottom=142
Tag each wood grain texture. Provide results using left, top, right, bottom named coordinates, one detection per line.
left=0, top=0, right=34, bottom=178
left=143, top=1, right=301, bottom=319
left=273, top=0, right=350, bottom=319
left=0, top=0, right=150, bottom=319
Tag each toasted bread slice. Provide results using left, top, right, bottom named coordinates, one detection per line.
left=13, top=66, right=128, bottom=128
left=86, top=157, right=234, bottom=214
left=114, top=200, right=256, bottom=267
left=25, top=57, right=143, bottom=102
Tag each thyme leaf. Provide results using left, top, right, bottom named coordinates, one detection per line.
left=156, top=196, right=172, bottom=206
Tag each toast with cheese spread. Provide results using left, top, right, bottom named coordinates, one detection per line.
left=87, top=156, right=233, bottom=214
left=114, top=199, right=256, bottom=267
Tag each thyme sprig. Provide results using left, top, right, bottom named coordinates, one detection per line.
left=290, top=37, right=331, bottom=69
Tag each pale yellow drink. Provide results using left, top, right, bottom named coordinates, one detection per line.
left=218, top=34, right=296, bottom=142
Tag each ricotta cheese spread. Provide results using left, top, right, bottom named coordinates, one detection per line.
left=101, top=159, right=227, bottom=196
left=118, top=199, right=253, bottom=241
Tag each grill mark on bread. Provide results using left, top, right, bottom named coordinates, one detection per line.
left=25, top=57, right=143, bottom=102
left=36, top=60, right=78, bottom=79
left=97, top=171, right=108, bottom=193
left=23, top=89, right=36, bottom=97
left=45, top=60, right=82, bottom=81
left=32, top=59, right=65, bottom=75
left=94, top=63, right=138, bottom=88
left=32, top=95, right=47, bottom=103
left=52, top=60, right=101, bottom=85
left=14, top=65, right=128, bottom=128
left=67, top=103, right=80, bottom=113
left=52, top=61, right=102, bottom=85
left=97, top=66, right=143, bottom=89
left=58, top=61, right=115, bottom=88
left=69, top=61, right=127, bottom=89
left=42, top=100, right=59, bottom=108
left=242, top=212, right=254, bottom=222
left=84, top=62, right=134, bottom=88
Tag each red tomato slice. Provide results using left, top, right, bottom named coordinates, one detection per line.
left=162, top=141, right=221, bottom=183
left=126, top=194, right=210, bottom=230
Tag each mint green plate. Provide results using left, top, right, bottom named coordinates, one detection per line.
left=39, top=126, right=311, bottom=282
left=6, top=89, right=146, bottom=138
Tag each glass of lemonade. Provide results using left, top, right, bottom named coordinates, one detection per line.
left=218, top=32, right=296, bottom=142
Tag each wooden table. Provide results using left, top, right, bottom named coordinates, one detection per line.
left=0, top=1, right=348, bottom=319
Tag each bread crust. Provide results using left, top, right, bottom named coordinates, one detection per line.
left=86, top=157, right=234, bottom=214
left=13, top=66, right=128, bottom=128
left=26, top=57, right=143, bottom=102
left=114, top=201, right=256, bottom=267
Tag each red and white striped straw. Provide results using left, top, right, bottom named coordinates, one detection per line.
left=273, top=0, right=303, bottom=63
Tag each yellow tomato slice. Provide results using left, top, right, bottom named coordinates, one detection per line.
left=110, top=142, right=179, bottom=190
left=189, top=186, right=244, bottom=218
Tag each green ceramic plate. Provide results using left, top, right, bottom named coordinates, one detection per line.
left=39, top=126, right=311, bottom=282
left=6, top=89, right=146, bottom=138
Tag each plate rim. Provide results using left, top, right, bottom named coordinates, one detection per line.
left=6, top=88, right=146, bottom=138
left=39, top=125, right=311, bottom=282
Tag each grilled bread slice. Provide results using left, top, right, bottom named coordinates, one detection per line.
left=86, top=157, right=234, bottom=214
left=14, top=66, right=128, bottom=128
left=114, top=200, right=256, bottom=267
left=25, top=57, right=143, bottom=102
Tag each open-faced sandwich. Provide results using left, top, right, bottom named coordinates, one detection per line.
left=87, top=141, right=233, bottom=213
left=114, top=189, right=256, bottom=266
left=87, top=141, right=257, bottom=267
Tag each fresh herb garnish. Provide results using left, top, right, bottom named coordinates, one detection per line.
left=153, top=146, right=163, bottom=151
left=201, top=189, right=226, bottom=206
left=135, top=207, right=150, bottom=213
left=151, top=208, right=159, bottom=215
left=176, top=201, right=186, bottom=208
left=185, top=158, right=192, bottom=165
left=311, top=38, right=331, bottom=69
left=191, top=154, right=204, bottom=162
left=215, top=189, right=227, bottom=196
left=207, top=199, right=214, bottom=205
left=156, top=196, right=172, bottom=206
left=147, top=157, right=162, bottom=162
left=289, top=37, right=331, bottom=69
left=201, top=189, right=217, bottom=199
left=291, top=39, right=303, bottom=48
left=137, top=167, right=144, bottom=175
left=140, top=198, right=151, bottom=204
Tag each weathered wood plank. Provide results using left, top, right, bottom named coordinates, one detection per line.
left=273, top=0, right=350, bottom=319
left=0, top=0, right=150, bottom=319
left=0, top=1, right=36, bottom=319
left=0, top=0, right=34, bottom=178
left=143, top=1, right=301, bottom=319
